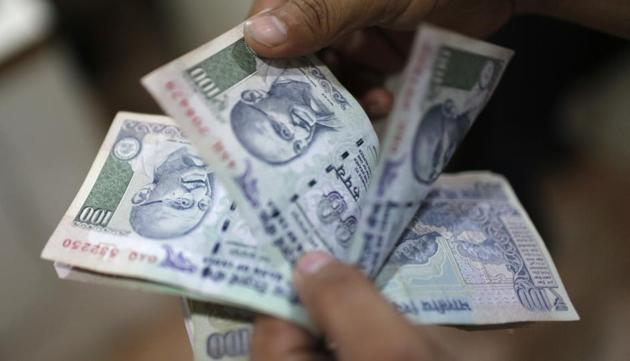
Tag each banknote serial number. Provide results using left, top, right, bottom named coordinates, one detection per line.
left=62, top=238, right=120, bottom=258
left=62, top=238, right=159, bottom=264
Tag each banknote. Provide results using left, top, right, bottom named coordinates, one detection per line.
left=40, top=112, right=309, bottom=324
left=180, top=173, right=577, bottom=361
left=142, top=23, right=515, bottom=286
left=183, top=300, right=253, bottom=361
left=142, top=23, right=380, bottom=279
left=42, top=22, right=579, bottom=331
left=40, top=112, right=577, bottom=328
left=350, top=25, right=514, bottom=277
left=377, top=172, right=578, bottom=324
left=54, top=262, right=189, bottom=296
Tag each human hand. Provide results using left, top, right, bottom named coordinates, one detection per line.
left=245, top=0, right=516, bottom=118
left=251, top=251, right=454, bottom=361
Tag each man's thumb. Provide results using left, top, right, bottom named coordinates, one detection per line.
left=293, top=252, right=422, bottom=360
left=244, top=0, right=384, bottom=57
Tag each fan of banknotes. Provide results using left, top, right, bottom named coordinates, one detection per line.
left=41, top=23, right=578, bottom=360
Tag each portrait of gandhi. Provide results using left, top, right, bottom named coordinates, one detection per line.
left=391, top=230, right=440, bottom=265
left=230, top=78, right=337, bottom=164
left=130, top=147, right=213, bottom=239
left=411, top=60, right=497, bottom=184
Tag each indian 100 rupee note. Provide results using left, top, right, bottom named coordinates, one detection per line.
left=41, top=112, right=308, bottom=324
left=42, top=23, right=577, bottom=330
left=141, top=23, right=513, bottom=287
left=40, top=112, right=577, bottom=327
left=349, top=25, right=514, bottom=277
left=183, top=300, right=253, bottom=361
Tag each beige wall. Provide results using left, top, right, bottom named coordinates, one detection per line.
left=0, top=1, right=252, bottom=361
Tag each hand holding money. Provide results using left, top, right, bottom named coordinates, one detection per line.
left=43, top=22, right=576, bottom=325
left=252, top=251, right=452, bottom=361
left=41, top=18, right=579, bottom=361
left=245, top=0, right=515, bottom=58
left=245, top=0, right=516, bottom=119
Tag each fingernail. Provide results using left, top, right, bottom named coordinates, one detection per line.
left=245, top=14, right=288, bottom=48
left=296, top=252, right=334, bottom=275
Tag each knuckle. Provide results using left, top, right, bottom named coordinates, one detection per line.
left=289, top=0, right=336, bottom=39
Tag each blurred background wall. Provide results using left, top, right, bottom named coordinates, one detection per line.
left=0, top=1, right=250, bottom=361
left=0, top=0, right=628, bottom=360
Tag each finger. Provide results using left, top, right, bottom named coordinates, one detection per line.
left=359, top=88, right=394, bottom=119
left=330, top=29, right=406, bottom=74
left=332, top=65, right=393, bottom=119
left=318, top=49, right=342, bottom=74
left=243, top=0, right=436, bottom=58
left=252, top=315, right=332, bottom=361
left=293, top=252, right=429, bottom=361
left=248, top=0, right=287, bottom=17
left=382, top=30, right=417, bottom=59
left=337, top=60, right=386, bottom=94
